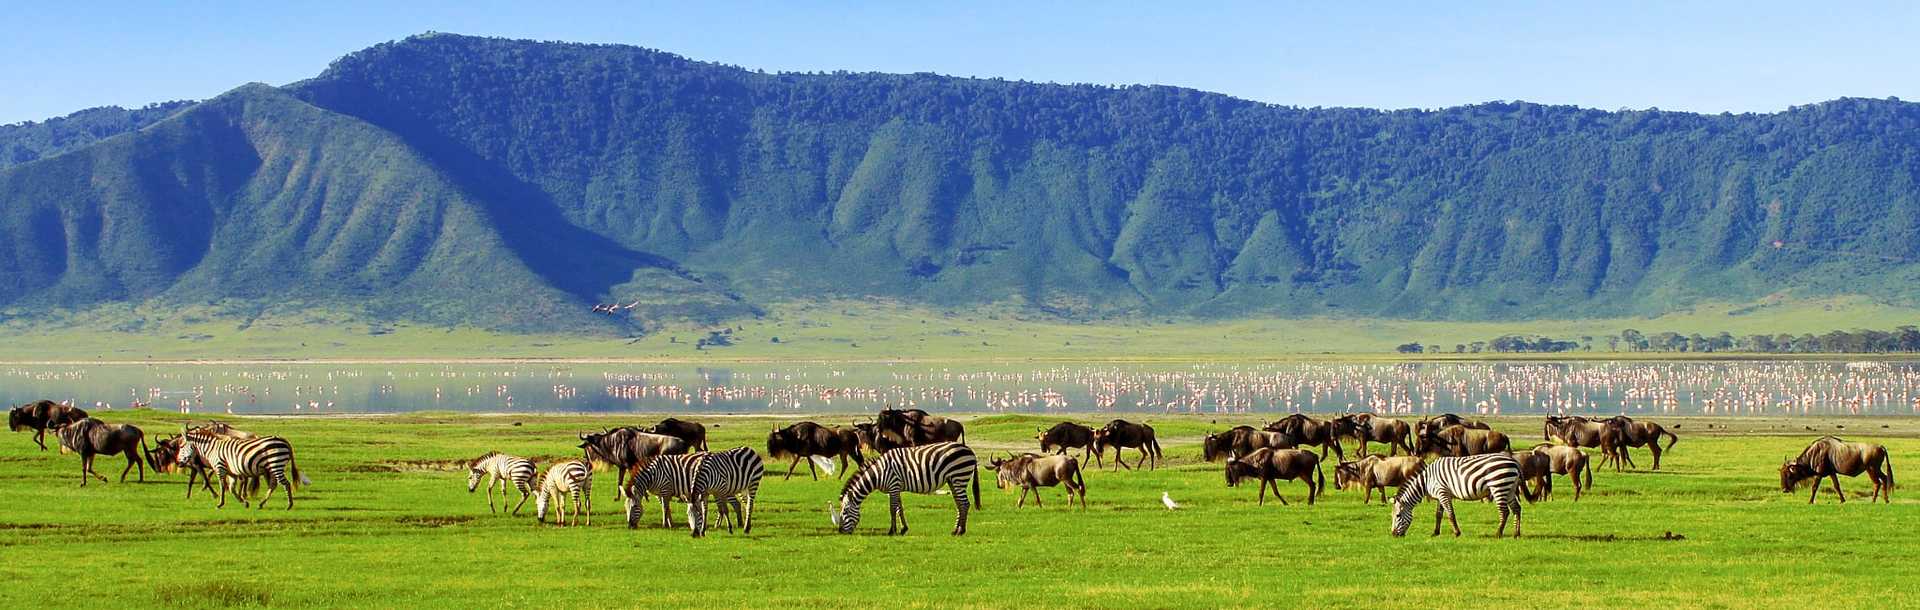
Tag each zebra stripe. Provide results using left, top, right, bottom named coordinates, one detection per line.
left=690, top=447, right=766, bottom=537
left=623, top=453, right=706, bottom=531
left=832, top=442, right=980, bottom=536
left=1391, top=453, right=1522, bottom=537
left=468, top=453, right=537, bottom=516
left=535, top=460, right=593, bottom=526
left=177, top=431, right=303, bottom=510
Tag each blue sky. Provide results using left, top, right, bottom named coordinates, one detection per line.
left=3, top=1, right=1915, bottom=124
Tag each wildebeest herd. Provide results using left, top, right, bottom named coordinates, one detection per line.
left=7, top=402, right=1901, bottom=538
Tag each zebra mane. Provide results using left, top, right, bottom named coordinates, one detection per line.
left=837, top=461, right=877, bottom=499
left=472, top=451, right=501, bottom=465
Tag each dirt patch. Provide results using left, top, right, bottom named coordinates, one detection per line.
left=1529, top=532, right=1688, bottom=542
left=396, top=515, right=475, bottom=528
left=344, top=459, right=470, bottom=473
left=154, top=581, right=272, bottom=608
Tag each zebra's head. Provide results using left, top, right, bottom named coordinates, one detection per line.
left=1390, top=486, right=1419, bottom=537
left=466, top=466, right=485, bottom=492
left=830, top=496, right=859, bottom=534
left=174, top=436, right=200, bottom=467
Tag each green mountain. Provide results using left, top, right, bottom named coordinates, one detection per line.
left=3, top=33, right=1919, bottom=334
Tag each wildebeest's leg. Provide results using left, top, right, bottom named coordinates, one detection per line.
left=1649, top=443, right=1662, bottom=471
left=784, top=456, right=801, bottom=480
left=1134, top=448, right=1146, bottom=471
left=1272, top=478, right=1289, bottom=506
left=1114, top=448, right=1133, bottom=471
left=1305, top=475, right=1316, bottom=505
left=120, top=452, right=136, bottom=482
left=1829, top=473, right=1846, bottom=504
left=807, top=456, right=820, bottom=481
left=32, top=428, right=46, bottom=451
left=1807, top=476, right=1822, bottom=504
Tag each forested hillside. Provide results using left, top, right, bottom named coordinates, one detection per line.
left=3, top=33, right=1918, bottom=334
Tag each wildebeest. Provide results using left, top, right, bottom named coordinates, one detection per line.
left=1417, top=425, right=1510, bottom=457
left=1263, top=414, right=1345, bottom=460
left=1418, top=414, right=1489, bottom=438
left=1202, top=426, right=1294, bottom=462
left=852, top=422, right=907, bottom=455
left=51, top=418, right=148, bottom=486
left=986, top=453, right=1087, bottom=509
left=1542, top=415, right=1609, bottom=449
left=766, top=421, right=865, bottom=480
left=1092, top=419, right=1162, bottom=471
left=1602, top=415, right=1679, bottom=470
left=1597, top=425, right=1637, bottom=472
left=649, top=417, right=710, bottom=452
left=1037, top=421, right=1098, bottom=465
left=1339, top=413, right=1413, bottom=456
left=147, top=435, right=217, bottom=498
left=1333, top=454, right=1424, bottom=504
left=1509, top=449, right=1556, bottom=503
left=875, top=408, right=966, bottom=446
left=1780, top=436, right=1895, bottom=504
left=9, top=400, right=89, bottom=451
left=578, top=427, right=691, bottom=497
left=1528, top=444, right=1592, bottom=501
left=1223, top=448, right=1324, bottom=505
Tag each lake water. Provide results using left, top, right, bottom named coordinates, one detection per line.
left=4, top=360, right=1917, bottom=417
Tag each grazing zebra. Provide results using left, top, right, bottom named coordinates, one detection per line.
left=535, top=460, right=593, bottom=526
left=175, top=430, right=306, bottom=510
left=830, top=442, right=980, bottom=536
left=690, top=447, right=766, bottom=537
left=623, top=453, right=707, bottom=532
left=468, top=452, right=537, bottom=516
left=1391, top=453, right=1522, bottom=538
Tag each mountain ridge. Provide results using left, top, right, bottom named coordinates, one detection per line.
left=3, top=33, right=1918, bottom=335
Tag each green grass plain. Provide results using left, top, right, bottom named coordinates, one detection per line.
left=2, top=296, right=1915, bottom=362
left=1, top=411, right=1912, bottom=609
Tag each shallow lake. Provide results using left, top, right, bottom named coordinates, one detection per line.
left=4, top=360, right=1918, bottom=417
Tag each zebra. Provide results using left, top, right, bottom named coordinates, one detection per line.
left=535, top=460, right=593, bottom=526
left=174, top=430, right=306, bottom=510
left=623, top=453, right=707, bottom=532
left=468, top=452, right=537, bottom=516
left=1391, top=453, right=1522, bottom=538
left=690, top=447, right=765, bottom=537
left=830, top=442, right=980, bottom=536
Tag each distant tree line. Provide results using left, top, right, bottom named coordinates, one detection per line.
left=1400, top=326, right=1920, bottom=354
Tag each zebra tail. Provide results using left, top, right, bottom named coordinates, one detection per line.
left=972, top=464, right=983, bottom=509
left=291, top=459, right=310, bottom=489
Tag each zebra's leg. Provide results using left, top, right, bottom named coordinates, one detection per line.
left=659, top=497, right=673, bottom=528
left=950, top=480, right=970, bottom=535
left=216, top=473, right=230, bottom=509
left=744, top=486, right=758, bottom=534
left=886, top=491, right=903, bottom=535
left=1511, top=497, right=1522, bottom=537
left=1442, top=496, right=1462, bottom=537
left=579, top=487, right=589, bottom=527
left=256, top=476, right=277, bottom=510
left=1431, top=501, right=1444, bottom=536
left=486, top=475, right=498, bottom=514
left=511, top=483, right=531, bottom=516
left=1496, top=498, right=1510, bottom=538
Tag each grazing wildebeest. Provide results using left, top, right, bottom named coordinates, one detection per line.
left=1334, top=454, right=1425, bottom=504
left=1037, top=422, right=1098, bottom=465
left=1264, top=414, right=1345, bottom=460
left=1597, top=425, right=1637, bottom=472
left=1509, top=450, right=1556, bottom=503
left=578, top=427, right=690, bottom=497
left=1602, top=415, right=1679, bottom=470
left=766, top=421, right=865, bottom=480
left=649, top=417, right=710, bottom=452
left=1543, top=415, right=1609, bottom=449
left=1223, top=448, right=1324, bottom=505
left=1528, top=444, right=1592, bottom=501
left=9, top=400, right=89, bottom=451
left=1418, top=413, right=1488, bottom=437
left=1092, top=419, right=1161, bottom=471
left=986, top=453, right=1087, bottom=509
left=875, top=407, right=966, bottom=446
left=1202, top=426, right=1294, bottom=462
left=1340, top=414, right=1413, bottom=456
left=51, top=418, right=148, bottom=486
left=1781, top=436, right=1895, bottom=504
left=852, top=422, right=907, bottom=455
left=1417, top=425, right=1510, bottom=457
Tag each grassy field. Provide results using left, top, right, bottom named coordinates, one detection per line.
left=2, top=296, right=1916, bottom=361
left=0, top=411, right=1912, bottom=609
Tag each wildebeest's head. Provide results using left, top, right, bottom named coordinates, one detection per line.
left=1333, top=460, right=1362, bottom=490
left=146, top=435, right=181, bottom=472
left=1780, top=460, right=1817, bottom=493
left=578, top=430, right=616, bottom=463
left=1223, top=452, right=1248, bottom=487
left=7, top=406, right=23, bottom=432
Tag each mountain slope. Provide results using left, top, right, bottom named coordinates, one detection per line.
left=4, top=33, right=1920, bottom=335
left=0, top=101, right=196, bottom=170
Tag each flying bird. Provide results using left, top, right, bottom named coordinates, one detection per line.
left=1162, top=491, right=1181, bottom=510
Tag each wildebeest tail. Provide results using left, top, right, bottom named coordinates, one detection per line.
left=1886, top=453, right=1896, bottom=489
left=1583, top=458, right=1593, bottom=489
left=1661, top=428, right=1679, bottom=452
left=1314, top=461, right=1326, bottom=495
